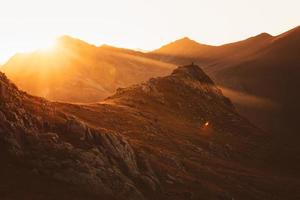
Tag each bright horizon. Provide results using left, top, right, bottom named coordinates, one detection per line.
left=0, top=0, right=299, bottom=64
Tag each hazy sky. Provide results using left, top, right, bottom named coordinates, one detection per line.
left=0, top=0, right=299, bottom=63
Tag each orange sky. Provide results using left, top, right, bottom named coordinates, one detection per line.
left=0, top=0, right=299, bottom=63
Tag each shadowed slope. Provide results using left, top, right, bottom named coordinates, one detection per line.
left=150, top=27, right=300, bottom=171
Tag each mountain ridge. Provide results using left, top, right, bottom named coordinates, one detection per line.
left=1, top=36, right=174, bottom=103
left=2, top=64, right=298, bottom=199
left=149, top=26, right=300, bottom=174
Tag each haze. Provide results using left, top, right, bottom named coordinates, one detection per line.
left=0, top=0, right=299, bottom=63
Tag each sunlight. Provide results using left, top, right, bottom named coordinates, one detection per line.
left=0, top=36, right=58, bottom=64
left=31, top=38, right=57, bottom=53
left=0, top=0, right=299, bottom=63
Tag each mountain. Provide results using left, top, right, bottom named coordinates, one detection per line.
left=1, top=36, right=174, bottom=103
left=150, top=26, right=300, bottom=166
left=151, top=37, right=215, bottom=61
left=1, top=64, right=299, bottom=199
left=150, top=33, right=273, bottom=66
left=210, top=26, right=300, bottom=128
left=211, top=26, right=300, bottom=168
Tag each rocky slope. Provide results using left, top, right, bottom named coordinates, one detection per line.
left=211, top=26, right=300, bottom=172
left=51, top=64, right=300, bottom=199
left=2, top=64, right=298, bottom=199
left=0, top=71, right=152, bottom=200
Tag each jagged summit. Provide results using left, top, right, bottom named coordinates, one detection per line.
left=171, top=64, right=214, bottom=84
left=109, top=64, right=234, bottom=116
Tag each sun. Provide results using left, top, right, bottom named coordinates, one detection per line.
left=0, top=36, right=58, bottom=64
left=33, top=38, right=57, bottom=52
left=19, top=36, right=58, bottom=55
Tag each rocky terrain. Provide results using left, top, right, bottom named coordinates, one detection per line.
left=1, top=64, right=299, bottom=199
left=0, top=70, right=146, bottom=199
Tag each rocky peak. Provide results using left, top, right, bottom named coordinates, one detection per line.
left=110, top=64, right=233, bottom=115
left=170, top=64, right=214, bottom=84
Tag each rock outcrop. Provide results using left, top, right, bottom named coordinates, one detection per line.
left=0, top=71, right=155, bottom=200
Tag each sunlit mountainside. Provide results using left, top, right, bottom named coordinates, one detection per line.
left=0, top=25, right=300, bottom=200
left=2, top=36, right=173, bottom=103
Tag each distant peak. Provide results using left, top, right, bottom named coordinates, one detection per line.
left=178, top=37, right=193, bottom=41
left=56, top=35, right=78, bottom=44
left=174, top=37, right=200, bottom=45
left=246, top=32, right=273, bottom=41
left=56, top=35, right=96, bottom=49
left=153, top=36, right=213, bottom=54
left=57, top=35, right=74, bottom=41
left=257, top=32, right=273, bottom=38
